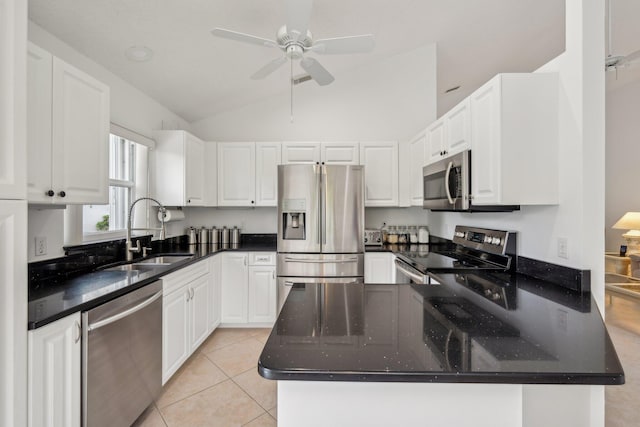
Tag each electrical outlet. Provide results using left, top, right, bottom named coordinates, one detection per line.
left=35, top=236, right=47, bottom=256
left=557, top=237, right=568, bottom=259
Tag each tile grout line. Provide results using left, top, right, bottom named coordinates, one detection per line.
left=157, top=378, right=236, bottom=413
left=229, top=366, right=278, bottom=414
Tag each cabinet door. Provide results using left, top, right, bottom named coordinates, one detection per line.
left=470, top=79, right=501, bottom=205
left=248, top=266, right=277, bottom=324
left=51, top=58, right=109, bottom=205
left=409, top=132, right=426, bottom=206
left=209, top=255, right=222, bottom=331
left=321, top=142, right=359, bottom=164
left=359, top=142, right=398, bottom=207
left=425, top=119, right=445, bottom=164
left=221, top=252, right=249, bottom=323
left=255, top=142, right=281, bottom=206
left=184, top=133, right=205, bottom=206
left=282, top=142, right=321, bottom=164
left=217, top=142, right=256, bottom=206
left=189, top=275, right=210, bottom=352
left=28, top=313, right=81, bottom=427
left=364, top=252, right=396, bottom=284
left=204, top=142, right=217, bottom=206
left=445, top=98, right=471, bottom=156
left=26, top=43, right=53, bottom=203
left=162, top=287, right=190, bottom=384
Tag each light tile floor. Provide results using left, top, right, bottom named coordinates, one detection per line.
left=605, top=295, right=640, bottom=427
left=134, top=328, right=276, bottom=427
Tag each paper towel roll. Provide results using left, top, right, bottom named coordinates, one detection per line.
left=158, top=209, right=185, bottom=223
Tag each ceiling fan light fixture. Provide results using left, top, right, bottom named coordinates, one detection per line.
left=125, top=46, right=154, bottom=62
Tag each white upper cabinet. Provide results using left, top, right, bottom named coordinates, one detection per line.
left=27, top=43, right=110, bottom=205
left=204, top=142, right=217, bottom=206
left=255, top=142, right=281, bottom=206
left=321, top=142, right=359, bottom=164
left=360, top=141, right=399, bottom=207
left=217, top=142, right=256, bottom=206
left=408, top=132, right=427, bottom=206
left=153, top=130, right=205, bottom=206
left=470, top=73, right=558, bottom=205
left=282, top=142, right=321, bottom=164
left=425, top=98, right=470, bottom=165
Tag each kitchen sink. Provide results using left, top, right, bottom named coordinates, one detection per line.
left=136, top=255, right=193, bottom=265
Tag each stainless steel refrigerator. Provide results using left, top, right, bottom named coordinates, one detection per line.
left=277, top=164, right=365, bottom=311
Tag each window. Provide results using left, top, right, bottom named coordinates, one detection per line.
left=83, top=134, right=149, bottom=239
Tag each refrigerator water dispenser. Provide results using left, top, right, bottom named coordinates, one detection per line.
left=282, top=198, right=306, bottom=240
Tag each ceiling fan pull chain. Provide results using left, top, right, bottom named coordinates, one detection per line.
left=290, top=58, right=294, bottom=123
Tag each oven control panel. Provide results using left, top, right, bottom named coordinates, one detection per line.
left=452, top=226, right=516, bottom=256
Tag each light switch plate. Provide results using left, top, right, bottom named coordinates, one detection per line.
left=35, top=236, right=47, bottom=256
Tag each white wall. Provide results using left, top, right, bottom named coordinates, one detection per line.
left=191, top=44, right=437, bottom=142
left=27, top=23, right=192, bottom=261
left=428, top=0, right=606, bottom=311
left=605, top=79, right=640, bottom=251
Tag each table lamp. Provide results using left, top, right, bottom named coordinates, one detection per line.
left=612, top=212, right=640, bottom=254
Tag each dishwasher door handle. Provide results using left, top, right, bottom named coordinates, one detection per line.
left=395, top=259, right=427, bottom=284
left=86, top=290, right=163, bottom=332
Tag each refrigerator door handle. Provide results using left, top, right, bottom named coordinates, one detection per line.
left=283, top=257, right=359, bottom=263
left=321, top=165, right=326, bottom=245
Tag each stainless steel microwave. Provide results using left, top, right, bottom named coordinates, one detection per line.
left=422, top=150, right=519, bottom=212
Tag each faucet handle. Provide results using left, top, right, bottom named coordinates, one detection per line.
left=142, top=247, right=152, bottom=257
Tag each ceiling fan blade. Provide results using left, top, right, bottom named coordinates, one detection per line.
left=251, top=56, right=288, bottom=80
left=310, top=34, right=375, bottom=55
left=211, top=28, right=277, bottom=48
left=286, top=0, right=313, bottom=41
left=300, top=57, right=334, bottom=86
left=618, top=50, right=640, bottom=67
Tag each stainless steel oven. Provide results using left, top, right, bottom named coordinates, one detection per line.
left=82, top=281, right=162, bottom=427
left=395, top=257, right=430, bottom=284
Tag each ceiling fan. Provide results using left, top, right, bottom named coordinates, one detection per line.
left=605, top=0, right=640, bottom=72
left=210, top=0, right=375, bottom=86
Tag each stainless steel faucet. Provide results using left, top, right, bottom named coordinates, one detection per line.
left=126, top=197, right=166, bottom=261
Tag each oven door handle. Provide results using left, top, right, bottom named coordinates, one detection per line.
left=86, top=290, right=162, bottom=332
left=444, top=329, right=455, bottom=371
left=444, top=160, right=455, bottom=205
left=394, top=259, right=427, bottom=284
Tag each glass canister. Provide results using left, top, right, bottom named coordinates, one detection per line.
left=397, top=226, right=407, bottom=244
left=387, top=226, right=398, bottom=244
left=409, top=226, right=418, bottom=243
left=418, top=226, right=430, bottom=244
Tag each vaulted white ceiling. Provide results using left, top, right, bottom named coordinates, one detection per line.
left=27, top=1, right=574, bottom=123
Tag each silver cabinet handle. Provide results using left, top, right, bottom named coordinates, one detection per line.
left=283, top=257, right=358, bottom=264
left=87, top=291, right=162, bottom=332
left=186, top=289, right=190, bottom=302
left=444, top=161, right=455, bottom=205
left=395, top=259, right=427, bottom=284
left=244, top=255, right=247, bottom=266
left=272, top=270, right=275, bottom=280
left=284, top=281, right=295, bottom=287
left=190, top=288, right=194, bottom=300
left=74, top=320, right=81, bottom=343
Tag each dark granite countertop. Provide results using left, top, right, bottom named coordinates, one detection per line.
left=258, top=272, right=624, bottom=385
left=28, top=235, right=276, bottom=329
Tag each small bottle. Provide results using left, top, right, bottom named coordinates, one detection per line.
left=418, top=226, right=430, bottom=244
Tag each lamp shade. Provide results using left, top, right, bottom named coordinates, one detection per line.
left=612, top=212, right=640, bottom=230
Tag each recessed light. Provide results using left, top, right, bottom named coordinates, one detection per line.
left=125, top=46, right=153, bottom=62
left=445, top=85, right=461, bottom=93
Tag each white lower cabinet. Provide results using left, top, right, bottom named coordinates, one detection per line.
left=28, top=313, right=81, bottom=427
left=162, top=260, right=215, bottom=384
left=364, top=252, right=396, bottom=283
left=221, top=252, right=277, bottom=326
left=209, top=255, right=222, bottom=330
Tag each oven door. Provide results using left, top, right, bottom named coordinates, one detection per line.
left=423, top=150, right=470, bottom=210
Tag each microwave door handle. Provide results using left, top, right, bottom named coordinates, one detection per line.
left=444, top=161, right=455, bottom=205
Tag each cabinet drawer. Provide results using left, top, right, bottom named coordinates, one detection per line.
left=162, top=259, right=210, bottom=295
left=249, top=252, right=276, bottom=266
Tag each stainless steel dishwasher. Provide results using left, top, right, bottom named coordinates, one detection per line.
left=82, top=280, right=162, bottom=427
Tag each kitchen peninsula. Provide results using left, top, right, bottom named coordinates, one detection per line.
left=258, top=272, right=623, bottom=427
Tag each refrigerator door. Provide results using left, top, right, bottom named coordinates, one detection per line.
left=278, top=164, right=321, bottom=253
left=322, top=165, right=365, bottom=253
